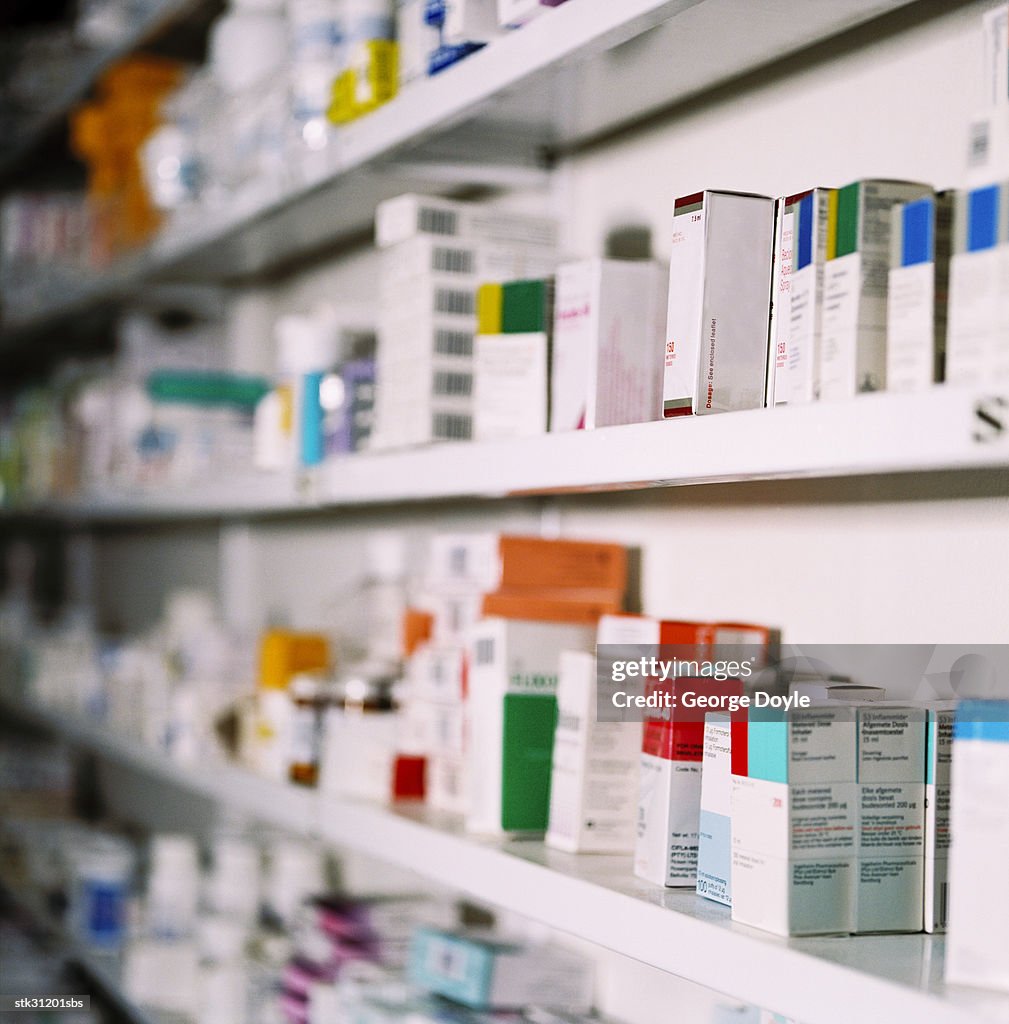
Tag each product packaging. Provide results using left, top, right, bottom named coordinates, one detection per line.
left=818, top=179, right=932, bottom=399
left=465, top=617, right=594, bottom=834
left=551, top=259, right=667, bottom=430
left=546, top=650, right=640, bottom=853
left=924, top=701, right=955, bottom=934
left=731, top=705, right=857, bottom=936
left=886, top=193, right=953, bottom=391
left=663, top=190, right=775, bottom=417
left=945, top=182, right=1009, bottom=386
left=945, top=700, right=1009, bottom=993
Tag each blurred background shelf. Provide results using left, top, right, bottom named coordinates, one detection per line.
left=4, top=389, right=1006, bottom=523
left=0, top=0, right=919, bottom=348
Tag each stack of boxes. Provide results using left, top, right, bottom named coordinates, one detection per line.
left=372, top=195, right=556, bottom=450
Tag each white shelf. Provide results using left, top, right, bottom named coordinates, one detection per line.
left=1, top=0, right=919, bottom=343
left=6, top=389, right=1008, bottom=523
left=6, top=696, right=1009, bottom=1024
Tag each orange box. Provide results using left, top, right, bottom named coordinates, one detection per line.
left=258, top=629, right=331, bottom=690
left=481, top=587, right=624, bottom=625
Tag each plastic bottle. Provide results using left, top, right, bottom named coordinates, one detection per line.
left=68, top=834, right=135, bottom=950
left=146, top=834, right=201, bottom=939
left=288, top=672, right=328, bottom=786
left=330, top=0, right=397, bottom=124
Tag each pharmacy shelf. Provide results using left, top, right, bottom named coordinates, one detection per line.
left=0, top=874, right=166, bottom=1024
left=5, top=696, right=1009, bottom=1024
left=0, top=0, right=206, bottom=182
left=1, top=0, right=920, bottom=343
left=4, top=388, right=1008, bottom=524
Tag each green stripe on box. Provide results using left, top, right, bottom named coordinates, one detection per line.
left=501, top=693, right=557, bottom=832
left=502, top=279, right=550, bottom=333
left=835, top=182, right=860, bottom=258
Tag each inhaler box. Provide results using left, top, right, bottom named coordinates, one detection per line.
left=409, top=929, right=592, bottom=1010
left=946, top=700, right=1009, bottom=993
left=852, top=704, right=926, bottom=933
left=473, top=332, right=549, bottom=441
left=774, top=188, right=831, bottom=405
left=886, top=193, right=953, bottom=392
left=376, top=194, right=557, bottom=251
left=551, top=259, right=667, bottom=431
left=546, top=650, right=640, bottom=853
left=696, top=711, right=735, bottom=906
left=465, top=618, right=594, bottom=835
left=731, top=705, right=857, bottom=936
left=818, top=180, right=932, bottom=399
left=663, top=190, right=775, bottom=416
left=924, top=702, right=954, bottom=933
left=946, top=182, right=1009, bottom=386
left=636, top=676, right=744, bottom=887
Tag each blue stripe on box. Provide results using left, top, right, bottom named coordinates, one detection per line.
left=954, top=700, right=1009, bottom=743
left=796, top=194, right=813, bottom=270
left=968, top=185, right=1000, bottom=252
left=902, top=198, right=933, bottom=266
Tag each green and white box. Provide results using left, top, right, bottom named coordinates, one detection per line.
left=465, top=618, right=594, bottom=835
left=818, top=179, right=932, bottom=400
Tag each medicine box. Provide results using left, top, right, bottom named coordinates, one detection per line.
left=772, top=188, right=831, bottom=405
left=636, top=675, right=744, bottom=887
left=731, top=705, right=857, bottom=936
left=696, top=711, right=734, bottom=905
left=376, top=193, right=557, bottom=251
left=818, top=179, right=932, bottom=399
left=409, top=928, right=592, bottom=1010
left=546, top=650, right=639, bottom=853
left=465, top=618, right=594, bottom=834
left=852, top=704, right=926, bottom=933
left=551, top=259, right=667, bottom=431
left=945, top=182, right=1009, bottom=386
left=945, top=700, right=1009, bottom=993
left=886, top=193, right=953, bottom=392
left=473, top=332, right=549, bottom=441
left=924, top=702, right=954, bottom=933
left=663, top=190, right=775, bottom=417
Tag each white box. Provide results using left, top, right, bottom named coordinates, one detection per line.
left=465, top=618, right=594, bottom=835
left=407, top=643, right=466, bottom=704
left=924, top=702, right=955, bottom=933
left=663, top=190, right=775, bottom=417
left=443, top=0, right=504, bottom=43
left=853, top=704, right=926, bottom=933
left=428, top=754, right=469, bottom=815
left=696, top=711, right=734, bottom=905
left=551, top=259, right=667, bottom=431
left=546, top=650, right=639, bottom=854
left=731, top=706, right=857, bottom=936
left=946, top=700, right=1009, bottom=992
left=946, top=182, right=1009, bottom=386
left=818, top=180, right=932, bottom=400
left=381, top=236, right=555, bottom=289
left=376, top=193, right=557, bottom=251
left=886, top=193, right=952, bottom=392
left=635, top=675, right=742, bottom=888
left=772, top=188, right=830, bottom=405
left=473, top=332, right=549, bottom=441
left=396, top=0, right=440, bottom=85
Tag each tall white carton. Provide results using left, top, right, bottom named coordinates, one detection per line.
left=663, top=190, right=775, bottom=417
left=777, top=188, right=831, bottom=404
left=550, top=259, right=667, bottom=431
left=946, top=700, right=1009, bottom=993
left=546, top=650, right=640, bottom=853
left=886, top=194, right=953, bottom=391
left=465, top=618, right=594, bottom=836
left=853, top=704, right=926, bottom=933
left=818, top=179, right=932, bottom=400
left=924, top=702, right=954, bottom=933
left=731, top=705, right=857, bottom=936
left=946, top=182, right=1009, bottom=386
left=696, top=711, right=734, bottom=905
